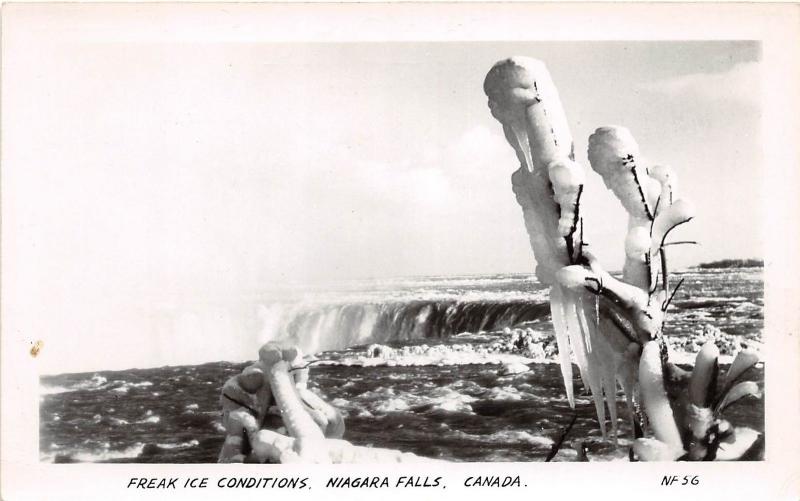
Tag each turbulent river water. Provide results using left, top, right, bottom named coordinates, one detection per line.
left=40, top=267, right=764, bottom=462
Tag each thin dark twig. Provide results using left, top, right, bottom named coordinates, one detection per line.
left=661, top=240, right=699, bottom=247
left=655, top=217, right=694, bottom=298
left=545, top=410, right=579, bottom=462
left=649, top=268, right=660, bottom=296
left=570, top=184, right=584, bottom=241
left=626, top=155, right=653, bottom=220
left=288, top=360, right=333, bottom=372
left=657, top=217, right=694, bottom=252
left=662, top=277, right=686, bottom=312
left=584, top=276, right=603, bottom=294
left=650, top=195, right=662, bottom=235
left=565, top=235, right=575, bottom=265
left=222, top=393, right=260, bottom=416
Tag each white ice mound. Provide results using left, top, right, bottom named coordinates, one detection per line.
left=587, top=126, right=640, bottom=181
left=483, top=56, right=546, bottom=123
left=484, top=57, right=574, bottom=172
left=499, top=362, right=531, bottom=375
left=548, top=159, right=585, bottom=237
left=588, top=126, right=654, bottom=220
left=648, top=164, right=678, bottom=205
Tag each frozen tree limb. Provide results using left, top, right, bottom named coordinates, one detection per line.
left=483, top=57, right=760, bottom=459
left=484, top=58, right=622, bottom=434
left=220, top=342, right=436, bottom=463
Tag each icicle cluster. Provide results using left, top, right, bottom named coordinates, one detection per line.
left=485, top=57, right=624, bottom=439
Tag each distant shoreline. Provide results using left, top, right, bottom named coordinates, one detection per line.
left=694, top=259, right=764, bottom=269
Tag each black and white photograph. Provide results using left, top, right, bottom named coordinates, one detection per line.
left=2, top=2, right=799, bottom=499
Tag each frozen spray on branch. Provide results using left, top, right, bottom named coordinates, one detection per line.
left=484, top=57, right=709, bottom=447
left=484, top=57, right=761, bottom=460
left=484, top=57, right=621, bottom=438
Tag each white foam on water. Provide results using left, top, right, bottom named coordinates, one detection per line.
left=72, top=443, right=146, bottom=462
left=135, top=415, right=161, bottom=424
left=426, top=386, right=477, bottom=413
left=354, top=381, right=478, bottom=415
left=326, top=343, right=535, bottom=368
left=451, top=429, right=554, bottom=447
left=485, top=386, right=524, bottom=401
left=40, top=374, right=109, bottom=395
left=680, top=296, right=749, bottom=303
left=157, top=439, right=199, bottom=450
left=374, top=398, right=410, bottom=413
left=40, top=385, right=74, bottom=395
left=41, top=443, right=147, bottom=463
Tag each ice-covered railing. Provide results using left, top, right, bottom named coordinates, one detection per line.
left=483, top=57, right=761, bottom=460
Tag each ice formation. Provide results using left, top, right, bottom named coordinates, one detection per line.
left=484, top=57, right=700, bottom=441
left=219, top=343, right=437, bottom=463
left=484, top=56, right=762, bottom=460
left=485, top=58, right=626, bottom=438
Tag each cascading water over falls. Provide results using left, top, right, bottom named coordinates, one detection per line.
left=257, top=299, right=551, bottom=355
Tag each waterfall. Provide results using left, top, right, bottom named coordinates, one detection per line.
left=256, top=299, right=551, bottom=355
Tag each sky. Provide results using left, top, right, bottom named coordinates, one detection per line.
left=3, top=17, right=763, bottom=373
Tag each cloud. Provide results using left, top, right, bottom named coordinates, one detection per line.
left=641, top=62, right=761, bottom=106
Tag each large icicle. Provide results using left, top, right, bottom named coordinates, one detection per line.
left=485, top=57, right=585, bottom=408
left=564, top=289, right=605, bottom=434
left=577, top=294, right=620, bottom=439
left=484, top=58, right=635, bottom=436
left=549, top=284, right=575, bottom=407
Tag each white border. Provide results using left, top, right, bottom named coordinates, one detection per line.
left=2, top=2, right=799, bottom=500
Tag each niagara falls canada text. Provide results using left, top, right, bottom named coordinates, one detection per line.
left=325, top=476, right=443, bottom=488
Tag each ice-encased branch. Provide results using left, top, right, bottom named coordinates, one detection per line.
left=484, top=57, right=582, bottom=271
left=587, top=126, right=695, bottom=296
left=484, top=58, right=623, bottom=438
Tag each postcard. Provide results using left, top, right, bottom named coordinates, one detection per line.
left=2, top=2, right=799, bottom=500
